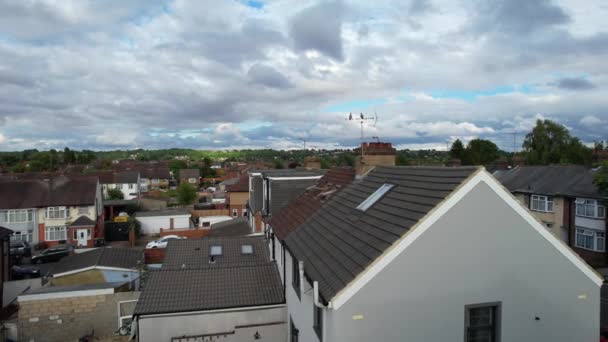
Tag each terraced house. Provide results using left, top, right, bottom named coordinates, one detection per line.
left=496, top=165, right=608, bottom=267
left=0, top=176, right=103, bottom=247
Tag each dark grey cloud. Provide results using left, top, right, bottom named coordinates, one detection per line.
left=554, top=78, right=596, bottom=91
left=247, top=64, right=292, bottom=88
left=471, top=0, right=570, bottom=36
left=289, top=1, right=345, bottom=61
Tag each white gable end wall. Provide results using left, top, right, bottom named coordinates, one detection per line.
left=325, top=176, right=600, bottom=342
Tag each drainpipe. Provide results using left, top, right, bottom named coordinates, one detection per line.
left=313, top=281, right=330, bottom=309
left=299, top=261, right=305, bottom=296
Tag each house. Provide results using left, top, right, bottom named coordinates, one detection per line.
left=225, top=174, right=249, bottom=218
left=49, top=247, right=142, bottom=286
left=495, top=165, right=608, bottom=267
left=247, top=169, right=325, bottom=233
left=134, top=236, right=286, bottom=341
left=0, top=176, right=103, bottom=247
left=0, top=226, right=13, bottom=307
left=135, top=209, right=191, bottom=235
left=18, top=282, right=139, bottom=341
left=138, top=167, right=171, bottom=192
left=97, top=171, right=141, bottom=200
left=179, top=168, right=200, bottom=185
left=265, top=167, right=355, bottom=282
left=278, top=165, right=601, bottom=342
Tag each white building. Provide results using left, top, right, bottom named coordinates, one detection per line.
left=135, top=209, right=191, bottom=235
left=99, top=171, right=141, bottom=200
left=278, top=166, right=601, bottom=342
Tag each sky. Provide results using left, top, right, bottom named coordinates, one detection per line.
left=0, top=0, right=607, bottom=152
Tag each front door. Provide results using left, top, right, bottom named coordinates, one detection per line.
left=77, top=229, right=88, bottom=247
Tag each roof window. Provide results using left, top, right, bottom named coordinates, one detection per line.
left=210, top=245, right=223, bottom=256
left=356, top=184, right=394, bottom=211
left=241, top=244, right=254, bottom=255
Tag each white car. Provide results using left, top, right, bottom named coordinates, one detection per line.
left=146, top=235, right=186, bottom=249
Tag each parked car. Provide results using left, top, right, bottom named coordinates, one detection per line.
left=146, top=235, right=186, bottom=249
left=10, top=241, right=32, bottom=257
left=11, top=265, right=40, bottom=279
left=31, top=246, right=72, bottom=264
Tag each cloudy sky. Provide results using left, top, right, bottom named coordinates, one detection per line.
left=0, top=0, right=607, bottom=151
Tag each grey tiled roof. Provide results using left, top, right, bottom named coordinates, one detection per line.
left=133, top=263, right=284, bottom=315
left=0, top=176, right=98, bottom=209
left=209, top=218, right=251, bottom=237
left=179, top=169, right=200, bottom=180
left=50, top=247, right=143, bottom=276
left=70, top=215, right=96, bottom=227
left=285, top=166, right=478, bottom=302
left=268, top=178, right=322, bottom=216
left=494, top=165, right=605, bottom=199
left=0, top=226, right=13, bottom=239
left=260, top=169, right=326, bottom=178
left=163, top=236, right=269, bottom=270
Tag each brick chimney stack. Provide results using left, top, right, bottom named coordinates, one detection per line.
left=354, top=142, right=396, bottom=177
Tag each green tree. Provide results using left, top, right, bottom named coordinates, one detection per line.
left=449, top=139, right=465, bottom=161
left=463, top=139, right=499, bottom=165
left=176, top=182, right=197, bottom=206
left=523, top=119, right=592, bottom=165
left=63, top=147, right=76, bottom=164
left=594, top=161, right=608, bottom=193
left=106, top=188, right=124, bottom=200
left=169, top=160, right=188, bottom=176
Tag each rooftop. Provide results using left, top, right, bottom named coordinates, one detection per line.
left=494, top=165, right=605, bottom=199
left=285, top=166, right=479, bottom=302
left=133, top=263, right=283, bottom=315
left=209, top=217, right=251, bottom=237
left=0, top=176, right=98, bottom=209
left=50, top=247, right=143, bottom=276
left=135, top=209, right=190, bottom=217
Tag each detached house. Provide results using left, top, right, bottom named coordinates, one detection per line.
left=225, top=174, right=249, bottom=218
left=138, top=167, right=171, bottom=192
left=97, top=171, right=141, bottom=200
left=247, top=169, right=325, bottom=233
left=495, top=165, right=608, bottom=267
left=0, top=176, right=103, bottom=247
left=274, top=165, right=601, bottom=342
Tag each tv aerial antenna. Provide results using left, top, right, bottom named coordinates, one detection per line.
left=347, top=112, right=378, bottom=141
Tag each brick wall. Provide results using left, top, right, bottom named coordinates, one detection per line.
left=144, top=248, right=166, bottom=264
left=18, top=291, right=139, bottom=341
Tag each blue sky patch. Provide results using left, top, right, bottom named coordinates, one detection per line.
left=430, top=85, right=534, bottom=101
left=244, top=0, right=264, bottom=9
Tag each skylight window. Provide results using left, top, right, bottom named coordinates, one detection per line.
left=210, top=245, right=223, bottom=256
left=356, top=184, right=394, bottom=211
left=241, top=244, right=254, bottom=255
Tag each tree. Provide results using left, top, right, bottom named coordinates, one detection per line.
left=523, top=119, right=592, bottom=165
left=463, top=139, right=499, bottom=165
left=594, top=161, right=608, bottom=194
left=63, top=147, right=76, bottom=164
left=449, top=139, right=465, bottom=161
left=106, top=188, right=124, bottom=200
left=169, top=160, right=188, bottom=176
left=176, top=183, right=197, bottom=206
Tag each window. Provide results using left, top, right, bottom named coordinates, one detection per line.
left=356, top=184, right=394, bottom=211
left=232, top=209, right=238, bottom=217
left=210, top=245, right=223, bottom=256
left=129, top=183, right=134, bottom=189
left=290, top=318, right=299, bottom=342
left=241, top=244, right=253, bottom=254
left=313, top=306, right=323, bottom=341
left=292, top=257, right=301, bottom=299
left=543, top=221, right=553, bottom=229
left=78, top=207, right=89, bottom=215
left=46, top=206, right=67, bottom=219
left=202, top=221, right=210, bottom=228
left=465, top=303, right=500, bottom=342
left=151, top=178, right=160, bottom=184
left=243, top=208, right=248, bottom=217
left=11, top=230, right=33, bottom=243
left=576, top=199, right=606, bottom=219
left=4, top=209, right=33, bottom=223
left=575, top=227, right=605, bottom=252
left=117, top=184, right=123, bottom=189
left=530, top=195, right=553, bottom=212
left=45, top=226, right=67, bottom=241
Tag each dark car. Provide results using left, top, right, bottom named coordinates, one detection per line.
left=10, top=241, right=32, bottom=257
left=31, top=246, right=72, bottom=264
left=11, top=265, right=40, bottom=279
